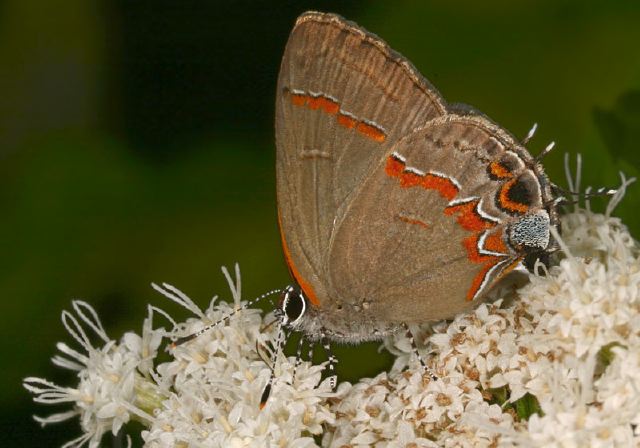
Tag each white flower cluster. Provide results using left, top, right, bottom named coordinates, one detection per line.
left=25, top=171, right=640, bottom=447
left=25, top=266, right=335, bottom=448
left=23, top=301, right=163, bottom=447
left=143, top=268, right=335, bottom=447
left=328, top=174, right=638, bottom=447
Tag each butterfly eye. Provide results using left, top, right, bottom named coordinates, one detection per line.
left=282, top=287, right=306, bottom=324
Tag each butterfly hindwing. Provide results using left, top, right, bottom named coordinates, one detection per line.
left=328, top=115, right=548, bottom=322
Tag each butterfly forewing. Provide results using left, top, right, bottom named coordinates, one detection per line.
left=276, top=12, right=447, bottom=306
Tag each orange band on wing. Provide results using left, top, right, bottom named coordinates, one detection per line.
left=463, top=234, right=495, bottom=300
left=397, top=215, right=428, bottom=228
left=484, top=228, right=508, bottom=253
left=291, top=94, right=307, bottom=107
left=444, top=200, right=495, bottom=233
left=306, top=95, right=340, bottom=114
left=467, top=262, right=495, bottom=300
left=277, top=211, right=320, bottom=307
left=357, top=121, right=386, bottom=142
left=385, top=155, right=460, bottom=201
left=288, top=89, right=386, bottom=143
left=462, top=232, right=512, bottom=301
left=337, top=113, right=357, bottom=129
left=422, top=175, right=458, bottom=201
left=443, top=200, right=514, bottom=301
left=385, top=153, right=514, bottom=302
left=385, top=155, right=404, bottom=177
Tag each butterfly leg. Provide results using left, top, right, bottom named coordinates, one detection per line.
left=307, top=339, right=315, bottom=362
left=289, top=334, right=306, bottom=386
left=259, top=324, right=290, bottom=409
left=404, top=324, right=437, bottom=380
left=320, top=332, right=338, bottom=390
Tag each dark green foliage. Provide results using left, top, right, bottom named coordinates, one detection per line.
left=486, top=387, right=543, bottom=421
left=594, top=91, right=640, bottom=171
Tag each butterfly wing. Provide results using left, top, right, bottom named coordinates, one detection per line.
left=328, top=114, right=551, bottom=322
left=276, top=12, right=446, bottom=306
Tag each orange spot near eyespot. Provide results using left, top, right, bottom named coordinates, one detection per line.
left=397, top=215, right=428, bottom=228
left=444, top=201, right=496, bottom=233
left=357, top=122, right=386, bottom=142
left=337, top=113, right=357, bottom=129
left=277, top=210, right=320, bottom=307
left=490, top=161, right=512, bottom=179
left=484, top=229, right=507, bottom=254
left=499, top=178, right=529, bottom=214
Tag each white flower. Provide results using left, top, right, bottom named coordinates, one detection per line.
left=141, top=266, right=336, bottom=447
left=24, top=300, right=161, bottom=448
left=25, top=162, right=640, bottom=447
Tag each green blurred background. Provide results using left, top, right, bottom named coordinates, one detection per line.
left=3, top=1, right=640, bottom=445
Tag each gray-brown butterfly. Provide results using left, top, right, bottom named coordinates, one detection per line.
left=275, top=11, right=559, bottom=341
left=177, top=11, right=570, bottom=407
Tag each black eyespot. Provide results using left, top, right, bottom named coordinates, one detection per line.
left=506, top=177, right=533, bottom=208
left=283, top=290, right=305, bottom=322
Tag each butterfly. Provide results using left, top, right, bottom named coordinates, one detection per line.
left=274, top=11, right=559, bottom=343
left=176, top=11, right=567, bottom=407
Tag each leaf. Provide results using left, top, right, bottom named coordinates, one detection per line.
left=595, top=341, right=625, bottom=376
left=484, top=387, right=543, bottom=421
left=513, top=392, right=543, bottom=420
left=593, top=90, right=640, bottom=170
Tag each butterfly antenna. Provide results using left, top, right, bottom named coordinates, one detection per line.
left=535, top=141, right=556, bottom=162
left=171, top=288, right=282, bottom=348
left=259, top=322, right=289, bottom=410
left=550, top=186, right=618, bottom=207
left=522, top=122, right=538, bottom=145
left=544, top=195, right=566, bottom=208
